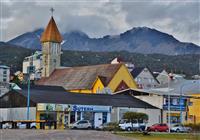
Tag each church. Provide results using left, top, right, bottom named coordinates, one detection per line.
left=37, top=14, right=138, bottom=94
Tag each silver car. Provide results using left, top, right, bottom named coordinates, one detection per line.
left=71, top=120, right=92, bottom=129
left=171, top=124, right=192, bottom=133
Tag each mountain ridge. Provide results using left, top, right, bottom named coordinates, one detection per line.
left=7, top=27, right=200, bottom=55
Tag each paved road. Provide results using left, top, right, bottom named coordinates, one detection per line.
left=1, top=130, right=135, bottom=140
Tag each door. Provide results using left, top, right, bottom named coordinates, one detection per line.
left=94, top=113, right=103, bottom=128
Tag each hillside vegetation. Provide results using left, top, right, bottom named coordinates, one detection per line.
left=0, top=45, right=199, bottom=77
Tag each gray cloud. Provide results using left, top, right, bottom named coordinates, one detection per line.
left=0, top=0, right=199, bottom=45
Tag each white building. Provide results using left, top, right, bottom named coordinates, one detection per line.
left=0, top=65, right=10, bottom=96
left=131, top=67, right=160, bottom=89
left=23, top=51, right=42, bottom=80
left=111, top=57, right=135, bottom=71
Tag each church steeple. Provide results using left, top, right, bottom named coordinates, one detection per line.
left=40, top=16, right=62, bottom=43
left=41, top=8, right=62, bottom=77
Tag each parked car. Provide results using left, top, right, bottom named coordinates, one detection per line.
left=71, top=120, right=92, bottom=129
left=147, top=123, right=169, bottom=132
left=171, top=124, right=192, bottom=133
left=17, top=122, right=36, bottom=129
left=98, top=122, right=120, bottom=131
left=119, top=119, right=146, bottom=131
left=2, top=123, right=12, bottom=129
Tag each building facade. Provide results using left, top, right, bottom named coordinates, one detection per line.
left=37, top=63, right=138, bottom=94
left=131, top=67, right=160, bottom=89
left=0, top=65, right=10, bottom=96
left=187, top=94, right=200, bottom=124
left=23, top=51, right=42, bottom=80
left=0, top=85, right=160, bottom=129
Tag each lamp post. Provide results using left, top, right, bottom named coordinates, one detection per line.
left=179, top=81, right=196, bottom=124
left=153, top=72, right=173, bottom=133
left=26, top=53, right=36, bottom=120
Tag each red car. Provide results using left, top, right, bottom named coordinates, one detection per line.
left=147, top=123, right=169, bottom=132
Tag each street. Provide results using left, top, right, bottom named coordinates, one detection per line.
left=0, top=130, right=134, bottom=140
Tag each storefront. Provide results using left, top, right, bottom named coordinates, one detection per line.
left=0, top=85, right=161, bottom=129
left=163, top=95, right=188, bottom=124
left=36, top=103, right=111, bottom=129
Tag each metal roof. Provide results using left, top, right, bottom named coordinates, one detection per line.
left=11, top=85, right=158, bottom=109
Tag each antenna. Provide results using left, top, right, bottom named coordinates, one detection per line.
left=50, top=7, right=55, bottom=16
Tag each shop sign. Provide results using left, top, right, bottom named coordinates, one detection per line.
left=71, top=105, right=111, bottom=112
left=37, top=103, right=71, bottom=112
left=37, top=103, right=55, bottom=111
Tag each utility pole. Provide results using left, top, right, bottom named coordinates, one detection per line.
left=27, top=53, right=35, bottom=120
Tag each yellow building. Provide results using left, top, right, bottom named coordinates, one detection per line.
left=37, top=63, right=137, bottom=93
left=188, top=94, right=200, bottom=124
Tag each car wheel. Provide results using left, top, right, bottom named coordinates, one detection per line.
left=73, top=127, right=77, bottom=129
left=87, top=126, right=91, bottom=130
left=176, top=129, right=180, bottom=133
left=127, top=127, right=132, bottom=131
left=31, top=126, right=36, bottom=129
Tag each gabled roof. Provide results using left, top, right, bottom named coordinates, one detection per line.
left=4, top=85, right=158, bottom=109
left=37, top=64, right=122, bottom=90
left=131, top=67, right=159, bottom=84
left=131, top=67, right=145, bottom=78
left=40, top=16, right=62, bottom=43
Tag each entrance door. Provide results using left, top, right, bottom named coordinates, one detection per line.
left=94, top=113, right=103, bottom=128
left=64, top=114, right=69, bottom=128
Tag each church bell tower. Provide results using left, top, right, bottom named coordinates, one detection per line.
left=40, top=8, right=62, bottom=77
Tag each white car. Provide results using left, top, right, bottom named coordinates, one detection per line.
left=17, top=122, right=37, bottom=129
left=2, top=123, right=12, bottom=129
left=71, top=120, right=92, bottom=129
left=119, top=119, right=146, bottom=131
left=171, top=124, right=192, bottom=133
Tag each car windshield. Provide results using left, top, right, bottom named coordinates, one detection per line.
left=119, top=120, right=126, bottom=124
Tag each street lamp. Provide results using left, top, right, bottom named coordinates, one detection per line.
left=153, top=72, right=174, bottom=133
left=179, top=81, right=196, bottom=124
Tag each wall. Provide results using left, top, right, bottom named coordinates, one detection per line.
left=92, top=78, right=105, bottom=93
left=156, top=70, right=169, bottom=86
left=69, top=89, right=92, bottom=94
left=0, top=107, right=36, bottom=121
left=188, top=94, right=200, bottom=124
left=69, top=77, right=105, bottom=94
left=135, top=68, right=159, bottom=89
left=108, top=64, right=137, bottom=93
left=163, top=110, right=186, bottom=125
left=135, top=95, right=163, bottom=109
left=111, top=107, right=161, bottom=127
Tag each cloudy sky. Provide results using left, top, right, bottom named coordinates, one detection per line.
left=1, top=0, right=200, bottom=45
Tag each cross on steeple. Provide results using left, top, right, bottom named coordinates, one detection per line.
left=50, top=7, right=55, bottom=16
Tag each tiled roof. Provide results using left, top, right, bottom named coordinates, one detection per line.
left=40, top=16, right=62, bottom=43
left=37, top=64, right=122, bottom=90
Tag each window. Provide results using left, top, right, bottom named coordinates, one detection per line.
left=102, top=112, right=107, bottom=124
left=3, top=78, right=7, bottom=82
left=3, top=70, right=7, bottom=75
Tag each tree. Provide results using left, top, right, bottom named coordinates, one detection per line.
left=123, top=112, right=148, bottom=122
left=123, top=112, right=148, bottom=130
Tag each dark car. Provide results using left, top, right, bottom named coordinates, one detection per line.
left=147, top=123, right=169, bottom=132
